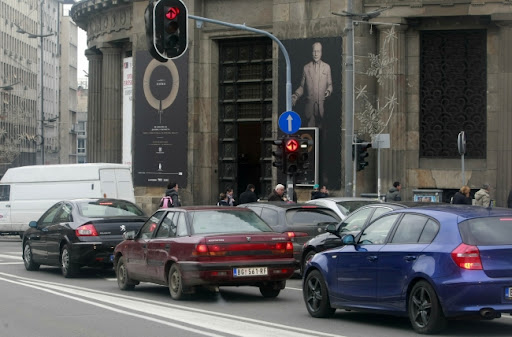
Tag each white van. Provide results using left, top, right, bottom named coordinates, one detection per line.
left=0, top=163, right=135, bottom=236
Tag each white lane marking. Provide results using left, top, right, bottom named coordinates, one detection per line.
left=0, top=254, right=23, bottom=260
left=286, top=286, right=302, bottom=291
left=0, top=272, right=343, bottom=337
left=0, top=262, right=24, bottom=265
left=0, top=275, right=223, bottom=337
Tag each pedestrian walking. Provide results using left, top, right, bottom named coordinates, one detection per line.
left=385, top=181, right=402, bottom=202
left=160, top=181, right=181, bottom=207
left=239, top=184, right=258, bottom=204
left=217, top=193, right=229, bottom=206
left=225, top=187, right=236, bottom=206
left=268, top=184, right=285, bottom=202
left=474, top=183, right=491, bottom=207
left=452, top=185, right=472, bottom=205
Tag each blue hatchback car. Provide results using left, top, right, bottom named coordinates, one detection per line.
left=302, top=205, right=512, bottom=334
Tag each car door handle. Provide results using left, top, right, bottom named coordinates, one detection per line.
left=404, top=255, right=417, bottom=262
left=367, top=255, right=378, bottom=262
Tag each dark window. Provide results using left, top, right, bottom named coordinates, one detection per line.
left=419, top=219, right=439, bottom=243
left=420, top=30, right=486, bottom=158
left=459, top=217, right=512, bottom=245
left=176, top=213, right=188, bottom=237
left=0, top=185, right=10, bottom=201
left=260, top=207, right=278, bottom=226
left=339, top=207, right=375, bottom=234
left=39, top=203, right=62, bottom=226
left=370, top=207, right=393, bottom=222
left=391, top=214, right=429, bottom=244
left=156, top=212, right=174, bottom=238
left=359, top=214, right=400, bottom=245
left=139, top=211, right=166, bottom=239
left=55, top=203, right=73, bottom=223
left=286, top=209, right=340, bottom=227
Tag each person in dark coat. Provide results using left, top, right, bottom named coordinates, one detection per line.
left=217, top=193, right=229, bottom=206
left=268, top=184, right=285, bottom=202
left=508, top=187, right=512, bottom=208
left=163, top=181, right=181, bottom=207
left=239, top=184, right=258, bottom=204
left=385, top=181, right=402, bottom=202
left=452, top=185, right=472, bottom=205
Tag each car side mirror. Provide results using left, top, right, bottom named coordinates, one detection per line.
left=325, top=223, right=340, bottom=237
left=123, top=231, right=136, bottom=240
left=342, top=234, right=355, bottom=245
left=29, top=221, right=37, bottom=228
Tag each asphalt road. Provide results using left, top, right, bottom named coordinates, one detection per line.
left=1, top=237, right=512, bottom=337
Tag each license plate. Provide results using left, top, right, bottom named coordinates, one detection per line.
left=506, top=287, right=512, bottom=299
left=233, top=267, right=268, bottom=277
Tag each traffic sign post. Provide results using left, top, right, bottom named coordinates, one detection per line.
left=458, top=131, right=466, bottom=185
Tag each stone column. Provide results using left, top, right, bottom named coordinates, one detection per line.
left=493, top=15, right=512, bottom=206
left=99, top=45, right=122, bottom=163
left=85, top=49, right=102, bottom=163
left=376, top=21, right=408, bottom=198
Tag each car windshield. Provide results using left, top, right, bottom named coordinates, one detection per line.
left=190, top=210, right=274, bottom=234
left=336, top=201, right=377, bottom=215
left=77, top=200, right=145, bottom=217
left=459, top=216, right=512, bottom=245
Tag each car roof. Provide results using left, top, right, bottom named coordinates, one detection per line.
left=240, top=202, right=334, bottom=210
left=161, top=206, right=255, bottom=212
left=308, top=197, right=380, bottom=203
left=389, top=204, right=512, bottom=220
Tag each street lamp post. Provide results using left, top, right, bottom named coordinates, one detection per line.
left=15, top=0, right=53, bottom=165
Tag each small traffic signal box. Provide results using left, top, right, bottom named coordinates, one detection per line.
left=356, top=140, right=372, bottom=171
left=297, top=138, right=311, bottom=173
left=146, top=0, right=188, bottom=62
left=272, top=139, right=284, bottom=171
left=284, top=136, right=300, bottom=175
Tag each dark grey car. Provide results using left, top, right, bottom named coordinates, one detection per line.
left=238, top=202, right=341, bottom=264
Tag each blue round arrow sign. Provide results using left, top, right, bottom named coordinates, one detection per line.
left=278, top=111, right=301, bottom=135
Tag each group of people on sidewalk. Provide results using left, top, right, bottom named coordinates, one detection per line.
left=452, top=184, right=492, bottom=206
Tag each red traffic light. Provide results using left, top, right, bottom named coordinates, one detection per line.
left=165, top=6, right=180, bottom=20
left=285, top=139, right=299, bottom=152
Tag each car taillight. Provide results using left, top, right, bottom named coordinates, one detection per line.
left=193, top=244, right=209, bottom=256
left=285, top=231, right=308, bottom=241
left=76, top=223, right=98, bottom=237
left=451, top=243, right=482, bottom=270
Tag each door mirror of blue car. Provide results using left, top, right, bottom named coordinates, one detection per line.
left=342, top=234, right=355, bottom=245
left=29, top=221, right=37, bottom=228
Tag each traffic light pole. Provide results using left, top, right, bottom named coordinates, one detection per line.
left=189, top=15, right=296, bottom=200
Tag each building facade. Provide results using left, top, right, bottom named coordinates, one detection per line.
left=70, top=0, right=512, bottom=213
left=0, top=0, right=77, bottom=174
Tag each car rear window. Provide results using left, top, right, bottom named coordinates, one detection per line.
left=285, top=208, right=340, bottom=226
left=190, top=210, right=274, bottom=234
left=459, top=217, right=512, bottom=245
left=78, top=200, right=145, bottom=218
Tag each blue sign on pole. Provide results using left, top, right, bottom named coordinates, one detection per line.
left=278, top=111, right=301, bottom=135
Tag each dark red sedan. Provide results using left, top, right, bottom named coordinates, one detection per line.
left=113, top=206, right=297, bottom=300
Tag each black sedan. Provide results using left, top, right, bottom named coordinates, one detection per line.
left=22, top=198, right=147, bottom=277
left=300, top=202, right=420, bottom=273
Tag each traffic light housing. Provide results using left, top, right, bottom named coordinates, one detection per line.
left=145, top=2, right=167, bottom=62
left=356, top=141, right=372, bottom=171
left=297, top=138, right=311, bottom=173
left=150, top=0, right=188, bottom=61
left=284, top=136, right=300, bottom=174
left=272, top=139, right=285, bottom=172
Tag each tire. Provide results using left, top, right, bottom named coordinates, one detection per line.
left=408, top=280, right=447, bottom=334
left=61, top=244, right=79, bottom=278
left=23, top=242, right=40, bottom=271
left=303, top=270, right=335, bottom=318
left=168, top=264, right=187, bottom=300
left=116, top=257, right=136, bottom=290
left=302, top=250, right=316, bottom=275
left=259, top=284, right=281, bottom=298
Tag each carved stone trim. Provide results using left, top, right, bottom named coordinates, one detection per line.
left=85, top=7, right=133, bottom=42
